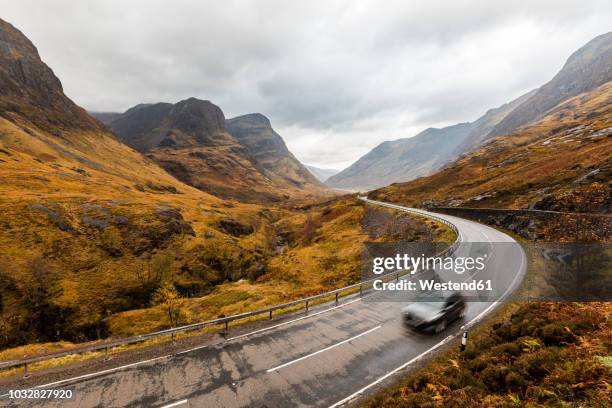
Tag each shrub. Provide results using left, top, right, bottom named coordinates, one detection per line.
left=504, top=370, right=527, bottom=392
left=540, top=322, right=576, bottom=345
left=480, top=364, right=510, bottom=392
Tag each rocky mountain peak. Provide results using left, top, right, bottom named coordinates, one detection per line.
left=167, top=98, right=227, bottom=140
left=228, top=113, right=272, bottom=127
left=0, top=19, right=60, bottom=98
left=226, top=113, right=291, bottom=157
left=0, top=18, right=101, bottom=132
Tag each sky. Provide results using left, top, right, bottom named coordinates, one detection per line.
left=2, top=0, right=611, bottom=170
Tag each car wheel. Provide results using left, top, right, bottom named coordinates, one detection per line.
left=434, top=319, right=446, bottom=333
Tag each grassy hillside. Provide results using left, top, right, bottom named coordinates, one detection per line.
left=370, top=82, right=612, bottom=213
left=363, top=80, right=611, bottom=408
left=0, top=113, right=280, bottom=346
left=0, top=17, right=455, bottom=361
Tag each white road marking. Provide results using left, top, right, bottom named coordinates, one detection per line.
left=160, top=399, right=188, bottom=408
left=11, top=297, right=370, bottom=392
left=329, top=200, right=528, bottom=408
left=267, top=325, right=382, bottom=372
left=328, top=332, right=455, bottom=408
left=23, top=354, right=173, bottom=391
left=225, top=298, right=363, bottom=342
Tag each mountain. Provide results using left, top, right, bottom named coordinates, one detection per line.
left=327, top=91, right=534, bottom=191
left=90, top=111, right=121, bottom=125
left=101, top=103, right=325, bottom=202
left=453, top=89, right=536, bottom=154
left=487, top=31, right=612, bottom=138
left=0, top=18, right=344, bottom=352
left=304, top=165, right=339, bottom=182
left=0, top=18, right=241, bottom=345
left=327, top=123, right=472, bottom=191
left=0, top=20, right=102, bottom=133
left=370, top=80, right=611, bottom=213
left=225, top=113, right=322, bottom=189
left=329, top=33, right=612, bottom=192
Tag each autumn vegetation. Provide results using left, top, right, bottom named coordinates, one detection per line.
left=363, top=302, right=611, bottom=407
left=370, top=82, right=611, bottom=214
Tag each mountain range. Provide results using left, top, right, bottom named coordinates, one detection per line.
left=0, top=17, right=342, bottom=348
left=371, top=80, right=611, bottom=213
left=0, top=13, right=610, bottom=355
left=328, top=32, right=612, bottom=191
left=93, top=102, right=325, bottom=203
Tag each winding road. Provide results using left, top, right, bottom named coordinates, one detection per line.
left=6, top=198, right=527, bottom=408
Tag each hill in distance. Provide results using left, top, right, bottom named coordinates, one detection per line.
left=488, top=31, right=612, bottom=138
left=327, top=91, right=533, bottom=191
left=329, top=31, right=612, bottom=192
left=370, top=81, right=611, bottom=213
left=304, top=165, right=340, bottom=182
left=96, top=104, right=326, bottom=203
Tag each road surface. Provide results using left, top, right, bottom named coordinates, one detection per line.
left=5, top=199, right=527, bottom=408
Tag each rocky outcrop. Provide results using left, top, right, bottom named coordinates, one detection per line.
left=218, top=217, right=254, bottom=236
left=0, top=18, right=102, bottom=132
left=226, top=113, right=323, bottom=188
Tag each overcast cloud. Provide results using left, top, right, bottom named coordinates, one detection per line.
left=2, top=0, right=611, bottom=169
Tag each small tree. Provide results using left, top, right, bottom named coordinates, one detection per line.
left=152, top=284, right=182, bottom=328
left=302, top=214, right=319, bottom=244
left=150, top=251, right=175, bottom=283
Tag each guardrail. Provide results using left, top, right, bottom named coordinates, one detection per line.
left=429, top=206, right=611, bottom=219
left=1, top=198, right=460, bottom=376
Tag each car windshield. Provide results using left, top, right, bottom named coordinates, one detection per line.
left=418, top=301, right=444, bottom=311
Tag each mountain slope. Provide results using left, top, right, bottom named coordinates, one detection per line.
left=0, top=17, right=442, bottom=357
left=305, top=165, right=339, bottom=182
left=488, top=31, right=612, bottom=138
left=327, top=123, right=472, bottom=191
left=225, top=113, right=323, bottom=189
left=453, top=89, right=536, bottom=154
left=104, top=103, right=326, bottom=203
left=0, top=20, right=103, bottom=134
left=0, top=17, right=287, bottom=348
left=370, top=81, right=612, bottom=213
left=328, top=33, right=612, bottom=192
left=327, top=91, right=534, bottom=191
left=90, top=111, right=121, bottom=125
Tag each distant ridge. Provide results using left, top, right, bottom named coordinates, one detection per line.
left=488, top=31, right=612, bottom=138
left=304, top=165, right=339, bottom=182
left=328, top=32, right=612, bottom=192
left=326, top=90, right=531, bottom=191
left=97, top=104, right=325, bottom=202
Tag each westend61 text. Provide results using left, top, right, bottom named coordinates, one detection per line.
left=373, top=279, right=493, bottom=292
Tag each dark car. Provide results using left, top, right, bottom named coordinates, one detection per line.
left=402, top=292, right=466, bottom=333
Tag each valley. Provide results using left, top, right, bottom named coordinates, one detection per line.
left=0, top=9, right=610, bottom=408
left=0, top=18, right=452, bottom=360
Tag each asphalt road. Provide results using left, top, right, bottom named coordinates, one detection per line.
left=5, top=199, right=527, bottom=408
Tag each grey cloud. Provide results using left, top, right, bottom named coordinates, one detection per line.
left=2, top=0, right=611, bottom=169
